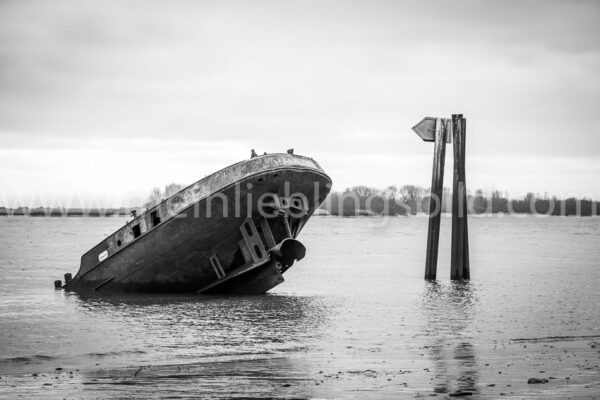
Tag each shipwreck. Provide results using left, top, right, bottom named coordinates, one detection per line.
left=57, top=152, right=331, bottom=294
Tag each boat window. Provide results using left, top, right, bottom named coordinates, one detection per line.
left=150, top=210, right=161, bottom=227
left=132, top=224, right=141, bottom=239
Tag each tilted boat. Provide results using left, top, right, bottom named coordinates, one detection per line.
left=58, top=152, right=331, bottom=294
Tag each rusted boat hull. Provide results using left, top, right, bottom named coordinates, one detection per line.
left=63, top=154, right=331, bottom=294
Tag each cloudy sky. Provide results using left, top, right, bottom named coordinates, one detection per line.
left=1, top=0, right=599, bottom=207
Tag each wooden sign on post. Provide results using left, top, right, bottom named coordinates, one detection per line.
left=412, top=117, right=452, bottom=143
left=412, top=114, right=470, bottom=281
left=412, top=117, right=450, bottom=280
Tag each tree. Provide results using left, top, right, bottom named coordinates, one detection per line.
left=144, top=183, right=185, bottom=209
left=399, top=185, right=425, bottom=215
left=144, top=187, right=163, bottom=209
left=472, top=189, right=488, bottom=214
left=164, top=183, right=184, bottom=198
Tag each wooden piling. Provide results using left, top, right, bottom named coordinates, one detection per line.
left=451, top=115, right=470, bottom=280
left=424, top=118, right=447, bottom=280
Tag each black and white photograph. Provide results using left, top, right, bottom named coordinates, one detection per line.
left=1, top=0, right=599, bottom=398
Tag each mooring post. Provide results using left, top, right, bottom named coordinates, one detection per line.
left=451, top=114, right=470, bottom=280
left=412, top=116, right=451, bottom=280
left=424, top=119, right=448, bottom=280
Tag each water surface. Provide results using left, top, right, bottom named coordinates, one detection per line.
left=0, top=216, right=599, bottom=398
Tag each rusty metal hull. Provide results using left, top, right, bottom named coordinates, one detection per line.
left=63, top=154, right=331, bottom=294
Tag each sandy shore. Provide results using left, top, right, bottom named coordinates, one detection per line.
left=1, top=335, right=599, bottom=399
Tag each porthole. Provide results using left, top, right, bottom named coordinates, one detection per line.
left=117, top=240, right=122, bottom=247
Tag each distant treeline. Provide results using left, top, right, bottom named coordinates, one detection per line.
left=0, top=207, right=133, bottom=217
left=2, top=185, right=598, bottom=217
left=319, top=185, right=600, bottom=217
left=144, top=183, right=185, bottom=209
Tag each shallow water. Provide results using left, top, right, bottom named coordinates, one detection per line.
left=0, top=215, right=599, bottom=398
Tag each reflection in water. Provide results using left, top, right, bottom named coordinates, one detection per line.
left=421, top=281, right=479, bottom=395
left=64, top=292, right=330, bottom=366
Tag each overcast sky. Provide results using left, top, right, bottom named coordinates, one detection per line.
left=1, top=0, right=599, bottom=207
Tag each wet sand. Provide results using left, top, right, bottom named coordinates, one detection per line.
left=2, top=335, right=599, bottom=399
